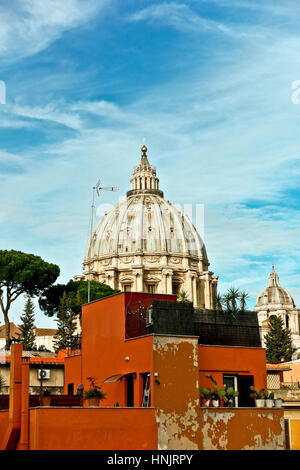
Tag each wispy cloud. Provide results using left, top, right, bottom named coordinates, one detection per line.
left=127, top=1, right=265, bottom=39
left=0, top=0, right=109, bottom=63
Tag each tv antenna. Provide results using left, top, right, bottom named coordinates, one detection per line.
left=87, top=179, right=118, bottom=303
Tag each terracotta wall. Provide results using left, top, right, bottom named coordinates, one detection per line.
left=0, top=410, right=9, bottom=447
left=28, top=407, right=158, bottom=450
left=198, top=344, right=267, bottom=390
left=80, top=293, right=174, bottom=407
left=198, top=408, right=285, bottom=450
left=64, top=354, right=82, bottom=394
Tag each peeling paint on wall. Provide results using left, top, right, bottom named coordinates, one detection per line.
left=200, top=409, right=285, bottom=450
left=153, top=336, right=200, bottom=450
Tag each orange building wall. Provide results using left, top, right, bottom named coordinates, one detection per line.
left=28, top=407, right=158, bottom=450
left=64, top=354, right=82, bottom=394
left=198, top=344, right=267, bottom=391
left=79, top=293, right=176, bottom=407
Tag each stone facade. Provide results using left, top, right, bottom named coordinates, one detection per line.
left=82, top=145, right=218, bottom=308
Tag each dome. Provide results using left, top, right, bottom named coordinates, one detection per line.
left=82, top=145, right=217, bottom=309
left=255, top=266, right=295, bottom=310
left=86, top=194, right=208, bottom=261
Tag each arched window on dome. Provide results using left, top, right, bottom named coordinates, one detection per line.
left=285, top=314, right=289, bottom=329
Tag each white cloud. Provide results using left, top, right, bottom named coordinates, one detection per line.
left=0, top=0, right=109, bottom=63
left=128, top=2, right=265, bottom=39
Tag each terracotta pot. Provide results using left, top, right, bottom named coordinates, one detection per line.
left=88, top=397, right=100, bottom=407
left=202, top=399, right=211, bottom=407
left=41, top=396, right=51, bottom=407
left=255, top=399, right=265, bottom=408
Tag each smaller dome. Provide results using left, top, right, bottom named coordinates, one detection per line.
left=255, top=266, right=295, bottom=309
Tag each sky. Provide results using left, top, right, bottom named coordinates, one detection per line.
left=1, top=0, right=300, bottom=328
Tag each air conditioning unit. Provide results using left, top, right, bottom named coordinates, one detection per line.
left=37, top=369, right=51, bottom=380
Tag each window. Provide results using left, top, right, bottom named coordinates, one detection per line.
left=172, top=283, right=179, bottom=295
left=147, top=284, right=155, bottom=294
left=125, top=374, right=134, bottom=407
left=223, top=374, right=255, bottom=407
left=223, top=375, right=238, bottom=407
left=124, top=284, right=132, bottom=292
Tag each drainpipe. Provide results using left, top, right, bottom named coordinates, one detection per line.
left=19, top=357, right=30, bottom=450
left=1, top=343, right=23, bottom=450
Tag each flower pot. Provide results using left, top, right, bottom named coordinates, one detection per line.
left=87, top=397, right=100, bottom=407
left=265, top=399, right=274, bottom=408
left=41, top=396, right=51, bottom=407
left=212, top=400, right=219, bottom=407
left=274, top=399, right=283, bottom=408
left=202, top=399, right=211, bottom=407
left=255, top=399, right=265, bottom=408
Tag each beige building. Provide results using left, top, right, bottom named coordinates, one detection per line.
left=255, top=266, right=300, bottom=358
left=0, top=350, right=64, bottom=394
left=0, top=323, right=57, bottom=352
left=82, top=145, right=218, bottom=308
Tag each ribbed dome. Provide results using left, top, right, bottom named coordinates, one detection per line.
left=86, top=193, right=208, bottom=260
left=81, top=144, right=217, bottom=309
left=255, top=266, right=295, bottom=309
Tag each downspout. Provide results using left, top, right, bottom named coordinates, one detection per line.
left=1, top=343, right=23, bottom=450
left=19, top=357, right=30, bottom=450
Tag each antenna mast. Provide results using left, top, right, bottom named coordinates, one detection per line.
left=87, top=180, right=118, bottom=303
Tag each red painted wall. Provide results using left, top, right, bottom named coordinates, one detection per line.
left=29, top=407, right=158, bottom=450
left=64, top=354, right=82, bottom=394
left=79, top=293, right=176, bottom=407
left=198, top=344, right=267, bottom=391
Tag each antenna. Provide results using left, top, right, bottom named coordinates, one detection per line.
left=87, top=180, right=118, bottom=303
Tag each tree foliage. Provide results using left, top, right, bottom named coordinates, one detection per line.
left=215, top=288, right=249, bottom=314
left=17, top=295, right=36, bottom=351
left=39, top=279, right=119, bottom=317
left=265, top=315, right=294, bottom=363
left=53, top=292, right=79, bottom=353
left=0, top=250, right=60, bottom=349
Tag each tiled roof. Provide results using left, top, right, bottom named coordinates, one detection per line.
left=0, top=323, right=21, bottom=339
left=36, top=328, right=57, bottom=336
left=266, top=363, right=291, bottom=371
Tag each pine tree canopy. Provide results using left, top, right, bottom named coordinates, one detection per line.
left=18, top=295, right=37, bottom=351
left=265, top=315, right=294, bottom=363
left=53, top=292, right=79, bottom=353
left=39, top=279, right=119, bottom=317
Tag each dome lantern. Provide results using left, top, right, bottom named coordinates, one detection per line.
left=128, top=145, right=163, bottom=198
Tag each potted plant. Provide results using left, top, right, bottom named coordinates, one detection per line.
left=200, top=375, right=226, bottom=407
left=40, top=389, right=52, bottom=407
left=263, top=391, right=275, bottom=408
left=83, top=376, right=107, bottom=407
left=274, top=397, right=283, bottom=408
left=200, top=386, right=212, bottom=407
left=249, top=386, right=265, bottom=408
left=223, top=386, right=239, bottom=407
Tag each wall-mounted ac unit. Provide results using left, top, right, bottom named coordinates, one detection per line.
left=37, top=369, right=51, bottom=380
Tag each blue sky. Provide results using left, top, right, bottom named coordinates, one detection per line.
left=1, top=0, right=300, bottom=327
